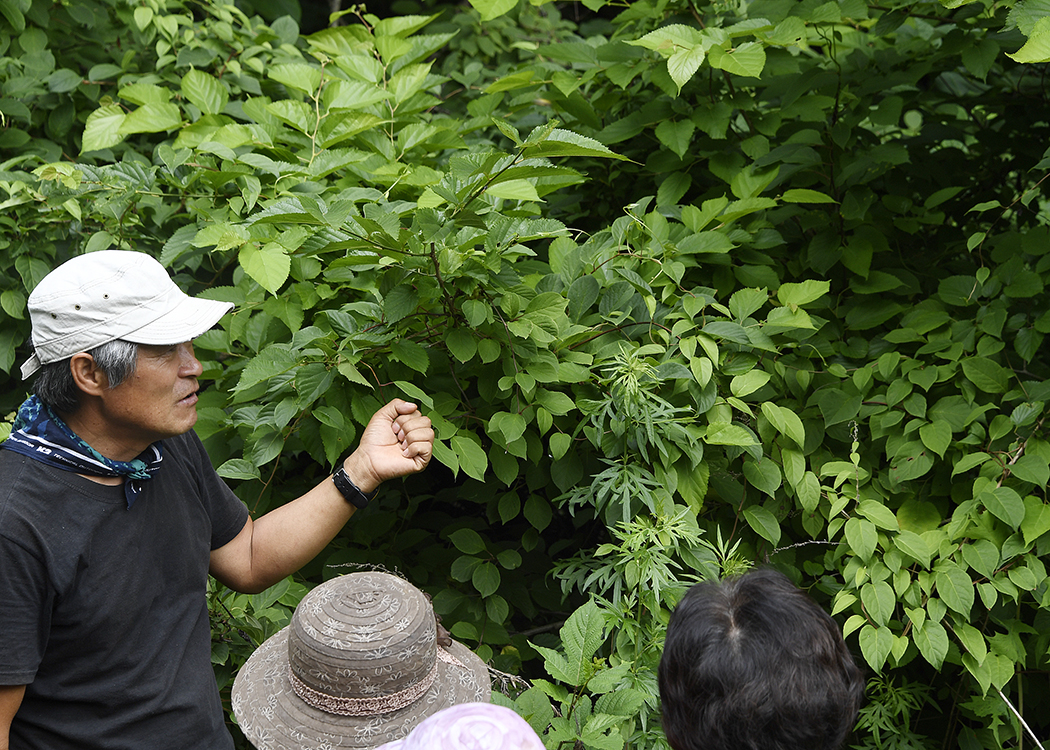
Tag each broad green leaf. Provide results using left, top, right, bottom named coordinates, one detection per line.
left=935, top=563, right=975, bottom=616
left=919, top=420, right=952, bottom=458
left=1011, top=453, right=1050, bottom=486
left=845, top=517, right=877, bottom=560
left=860, top=580, right=895, bottom=625
left=217, top=458, right=261, bottom=481
left=731, top=369, right=770, bottom=398
left=558, top=600, right=606, bottom=686
left=707, top=42, right=766, bottom=77
left=894, top=530, right=931, bottom=568
left=781, top=188, right=836, bottom=203
left=744, top=456, right=782, bottom=496
left=182, top=69, right=228, bottom=115
left=760, top=402, right=805, bottom=446
left=778, top=280, right=830, bottom=306
left=858, top=624, right=893, bottom=672
left=239, top=242, right=290, bottom=294
left=118, top=103, right=182, bottom=134
left=742, top=505, right=781, bottom=545
left=235, top=346, right=297, bottom=392
left=452, top=434, right=488, bottom=482
left=1022, top=496, right=1050, bottom=545
left=857, top=499, right=899, bottom=531
left=467, top=0, right=517, bottom=21
left=978, top=485, right=1026, bottom=529
left=449, top=528, right=486, bottom=554
left=81, top=105, right=126, bottom=153
left=522, top=129, right=629, bottom=161
left=269, top=63, right=324, bottom=94
left=960, top=357, right=1010, bottom=394
left=472, top=562, right=501, bottom=597
left=666, top=45, right=707, bottom=92
left=486, top=179, right=541, bottom=201
left=913, top=620, right=949, bottom=669
left=705, top=421, right=758, bottom=446
left=953, top=452, right=991, bottom=477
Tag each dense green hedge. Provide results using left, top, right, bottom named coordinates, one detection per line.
left=2, top=0, right=1050, bottom=747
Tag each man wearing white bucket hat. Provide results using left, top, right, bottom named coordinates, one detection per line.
left=0, top=251, right=436, bottom=750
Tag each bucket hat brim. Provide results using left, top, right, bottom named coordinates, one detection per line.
left=232, top=628, right=491, bottom=750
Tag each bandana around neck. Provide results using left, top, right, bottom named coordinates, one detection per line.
left=1, top=395, right=163, bottom=509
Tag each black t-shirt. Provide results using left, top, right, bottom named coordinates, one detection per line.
left=0, top=430, right=250, bottom=750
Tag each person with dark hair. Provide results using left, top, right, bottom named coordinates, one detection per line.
left=0, top=251, right=436, bottom=750
left=658, top=567, right=864, bottom=750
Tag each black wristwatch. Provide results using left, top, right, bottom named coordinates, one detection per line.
left=331, top=467, right=379, bottom=509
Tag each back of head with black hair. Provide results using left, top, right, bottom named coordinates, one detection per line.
left=658, top=568, right=863, bottom=750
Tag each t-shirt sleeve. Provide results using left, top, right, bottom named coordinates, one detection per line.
left=0, top=531, right=51, bottom=685
left=180, top=431, right=250, bottom=550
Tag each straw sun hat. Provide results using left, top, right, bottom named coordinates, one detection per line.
left=232, top=571, right=492, bottom=749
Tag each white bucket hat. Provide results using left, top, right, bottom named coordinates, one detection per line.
left=21, top=250, right=233, bottom=379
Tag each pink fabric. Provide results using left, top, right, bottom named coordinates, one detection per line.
left=374, top=703, right=544, bottom=750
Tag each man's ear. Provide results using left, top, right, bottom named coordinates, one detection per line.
left=69, top=352, right=109, bottom=396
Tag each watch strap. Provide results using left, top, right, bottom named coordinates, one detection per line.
left=332, top=467, right=378, bottom=509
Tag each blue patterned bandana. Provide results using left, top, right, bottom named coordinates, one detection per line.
left=1, top=395, right=163, bottom=509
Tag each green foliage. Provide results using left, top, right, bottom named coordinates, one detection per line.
left=3, top=0, right=1050, bottom=747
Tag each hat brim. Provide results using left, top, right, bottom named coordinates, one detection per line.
left=232, top=628, right=491, bottom=750
left=20, top=295, right=232, bottom=379
left=120, top=295, right=233, bottom=346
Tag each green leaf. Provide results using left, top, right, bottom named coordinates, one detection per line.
left=217, top=458, right=262, bottom=481
left=452, top=434, right=488, bottom=482
left=919, top=420, right=952, bottom=458
left=446, top=329, right=477, bottom=363
left=781, top=188, right=837, bottom=204
left=858, top=624, right=893, bottom=672
left=960, top=357, right=1010, bottom=394
left=118, top=103, right=182, bottom=134
left=913, top=620, right=949, bottom=669
left=235, top=346, right=297, bottom=392
left=182, top=69, right=228, bottom=115
left=760, top=402, right=805, bottom=446
left=467, top=0, right=517, bottom=21
left=522, top=129, right=629, bottom=161
left=269, top=63, right=324, bottom=94
left=860, top=580, right=895, bottom=625
left=81, top=104, right=126, bottom=153
left=742, top=505, right=781, bottom=545
left=777, top=280, right=830, bottom=306
left=1021, top=496, right=1050, bottom=545
left=743, top=458, right=781, bottom=497
left=238, top=243, right=290, bottom=294
left=979, top=485, right=1026, bottom=529
left=559, top=600, right=607, bottom=685
left=935, top=563, right=975, bottom=616
left=730, top=369, right=771, bottom=398
left=449, top=528, right=486, bottom=554
left=707, top=42, right=766, bottom=77
left=472, top=562, right=501, bottom=597
left=894, top=530, right=932, bottom=568
left=705, top=422, right=758, bottom=446
left=845, top=517, right=877, bottom=560
left=666, top=45, right=707, bottom=92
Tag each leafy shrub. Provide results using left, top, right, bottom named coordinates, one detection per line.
left=2, top=0, right=1050, bottom=748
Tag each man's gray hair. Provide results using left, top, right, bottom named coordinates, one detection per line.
left=33, top=339, right=139, bottom=413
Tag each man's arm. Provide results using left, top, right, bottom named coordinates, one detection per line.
left=209, top=399, right=433, bottom=594
left=0, top=684, right=25, bottom=750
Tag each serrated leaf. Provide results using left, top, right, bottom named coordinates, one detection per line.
left=452, top=434, right=488, bottom=482
left=522, top=129, right=629, bottom=161
left=238, top=242, right=290, bottom=294
left=81, top=104, right=126, bottom=153
left=182, top=69, right=228, bottom=115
